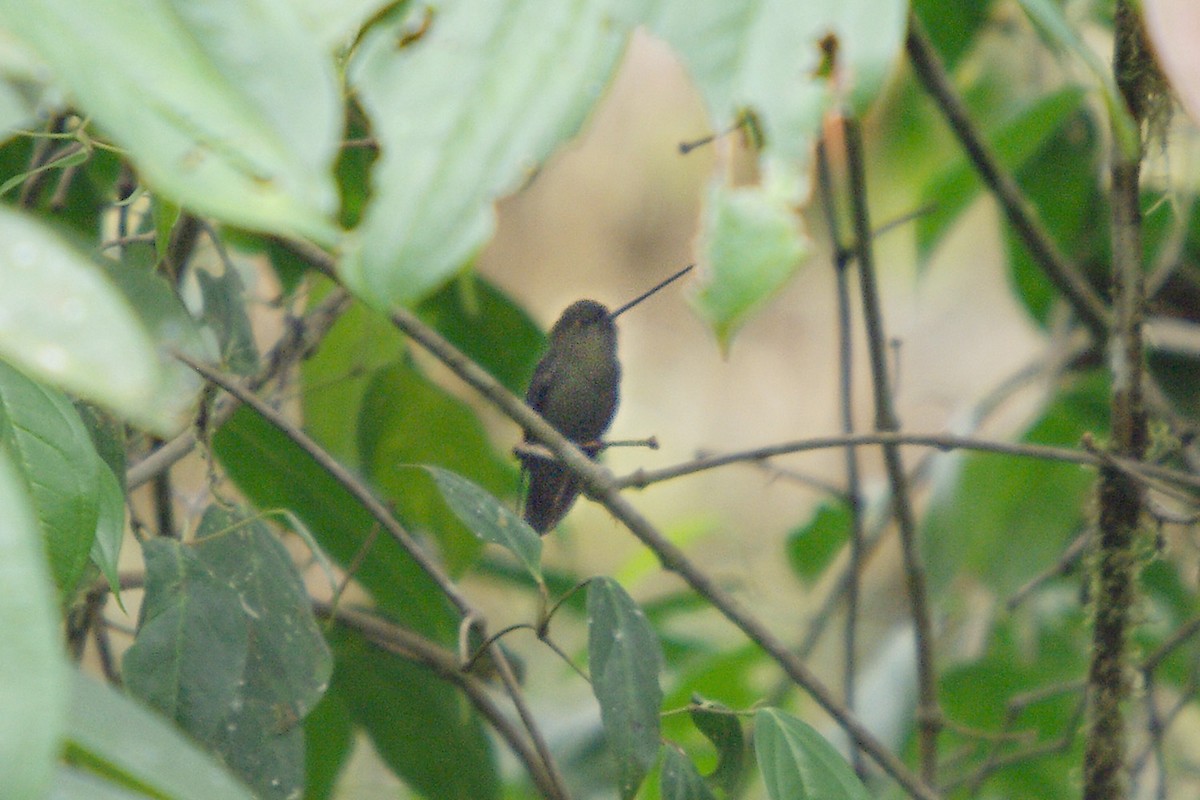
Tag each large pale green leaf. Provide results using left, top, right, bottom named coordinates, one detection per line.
left=342, top=0, right=633, bottom=307
left=124, top=506, right=333, bottom=800
left=0, top=446, right=66, bottom=800
left=754, top=708, right=872, bottom=800
left=0, top=0, right=342, bottom=244
left=0, top=360, right=101, bottom=598
left=587, top=577, right=664, bottom=799
left=0, top=207, right=171, bottom=431
left=64, top=671, right=256, bottom=800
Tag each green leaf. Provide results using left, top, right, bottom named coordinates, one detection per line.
left=587, top=576, right=664, bottom=799
left=787, top=503, right=850, bottom=583
left=101, top=247, right=213, bottom=434
left=329, top=625, right=500, bottom=800
left=661, top=746, right=717, bottom=800
left=123, top=538, right=250, bottom=743
left=0, top=445, right=66, bottom=800
left=64, top=670, right=256, bottom=800
left=917, top=87, right=1087, bottom=261
left=754, top=708, right=871, bottom=800
left=0, top=207, right=170, bottom=431
left=0, top=359, right=101, bottom=598
left=342, top=0, right=633, bottom=307
left=690, top=181, right=808, bottom=349
left=0, top=0, right=342, bottom=244
left=648, top=0, right=908, bottom=163
left=195, top=265, right=260, bottom=375
left=213, top=405, right=459, bottom=642
left=912, top=0, right=995, bottom=69
left=301, top=282, right=406, bottom=464
left=423, top=466, right=543, bottom=582
left=689, top=695, right=747, bottom=794
left=124, top=506, right=333, bottom=799
left=88, top=462, right=127, bottom=609
left=303, top=692, right=354, bottom=800
left=358, top=361, right=516, bottom=572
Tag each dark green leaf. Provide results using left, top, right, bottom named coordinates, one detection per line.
left=417, top=274, right=545, bottom=395
left=303, top=692, right=354, bottom=800
left=754, top=708, right=871, bottom=800
left=213, top=404, right=458, bottom=642
left=196, top=266, right=260, bottom=375
left=587, top=577, right=664, bottom=799
left=0, top=446, right=66, bottom=799
left=912, top=0, right=994, bottom=68
left=787, top=503, right=850, bottom=583
left=358, top=361, right=516, bottom=572
left=661, top=746, right=716, bottom=800
left=689, top=696, right=747, bottom=794
left=423, top=466, right=542, bottom=582
left=124, top=506, right=332, bottom=799
left=917, top=87, right=1086, bottom=262
left=0, top=359, right=101, bottom=598
left=329, top=625, right=499, bottom=800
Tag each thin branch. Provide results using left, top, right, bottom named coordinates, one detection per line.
left=616, top=431, right=1200, bottom=494
left=843, top=114, right=941, bottom=784
left=126, top=287, right=352, bottom=490
left=313, top=601, right=567, bottom=800
left=905, top=14, right=1111, bottom=344
left=817, top=136, right=867, bottom=778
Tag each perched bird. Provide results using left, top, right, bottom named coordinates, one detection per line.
left=520, top=300, right=619, bottom=533
left=519, top=265, right=693, bottom=533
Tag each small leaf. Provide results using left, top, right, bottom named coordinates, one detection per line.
left=787, top=504, right=850, bottom=583
left=196, top=266, right=260, bottom=375
left=0, top=359, right=101, bottom=598
left=587, top=577, right=664, bottom=799
left=661, top=746, right=717, bottom=800
left=423, top=466, right=542, bottom=582
left=689, top=695, right=747, bottom=794
left=754, top=708, right=871, bottom=800
left=88, top=463, right=127, bottom=610
left=64, top=671, right=256, bottom=800
left=0, top=446, right=66, bottom=800
left=690, top=181, right=808, bottom=350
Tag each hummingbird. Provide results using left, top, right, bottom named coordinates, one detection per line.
left=520, top=265, right=693, bottom=533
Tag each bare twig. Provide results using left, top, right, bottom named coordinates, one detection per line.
left=906, top=14, right=1111, bottom=344
left=843, top=114, right=941, bottom=783
left=126, top=287, right=352, bottom=490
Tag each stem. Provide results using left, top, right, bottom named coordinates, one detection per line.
left=1084, top=2, right=1150, bottom=797
left=905, top=14, right=1111, bottom=343
left=843, top=115, right=941, bottom=784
